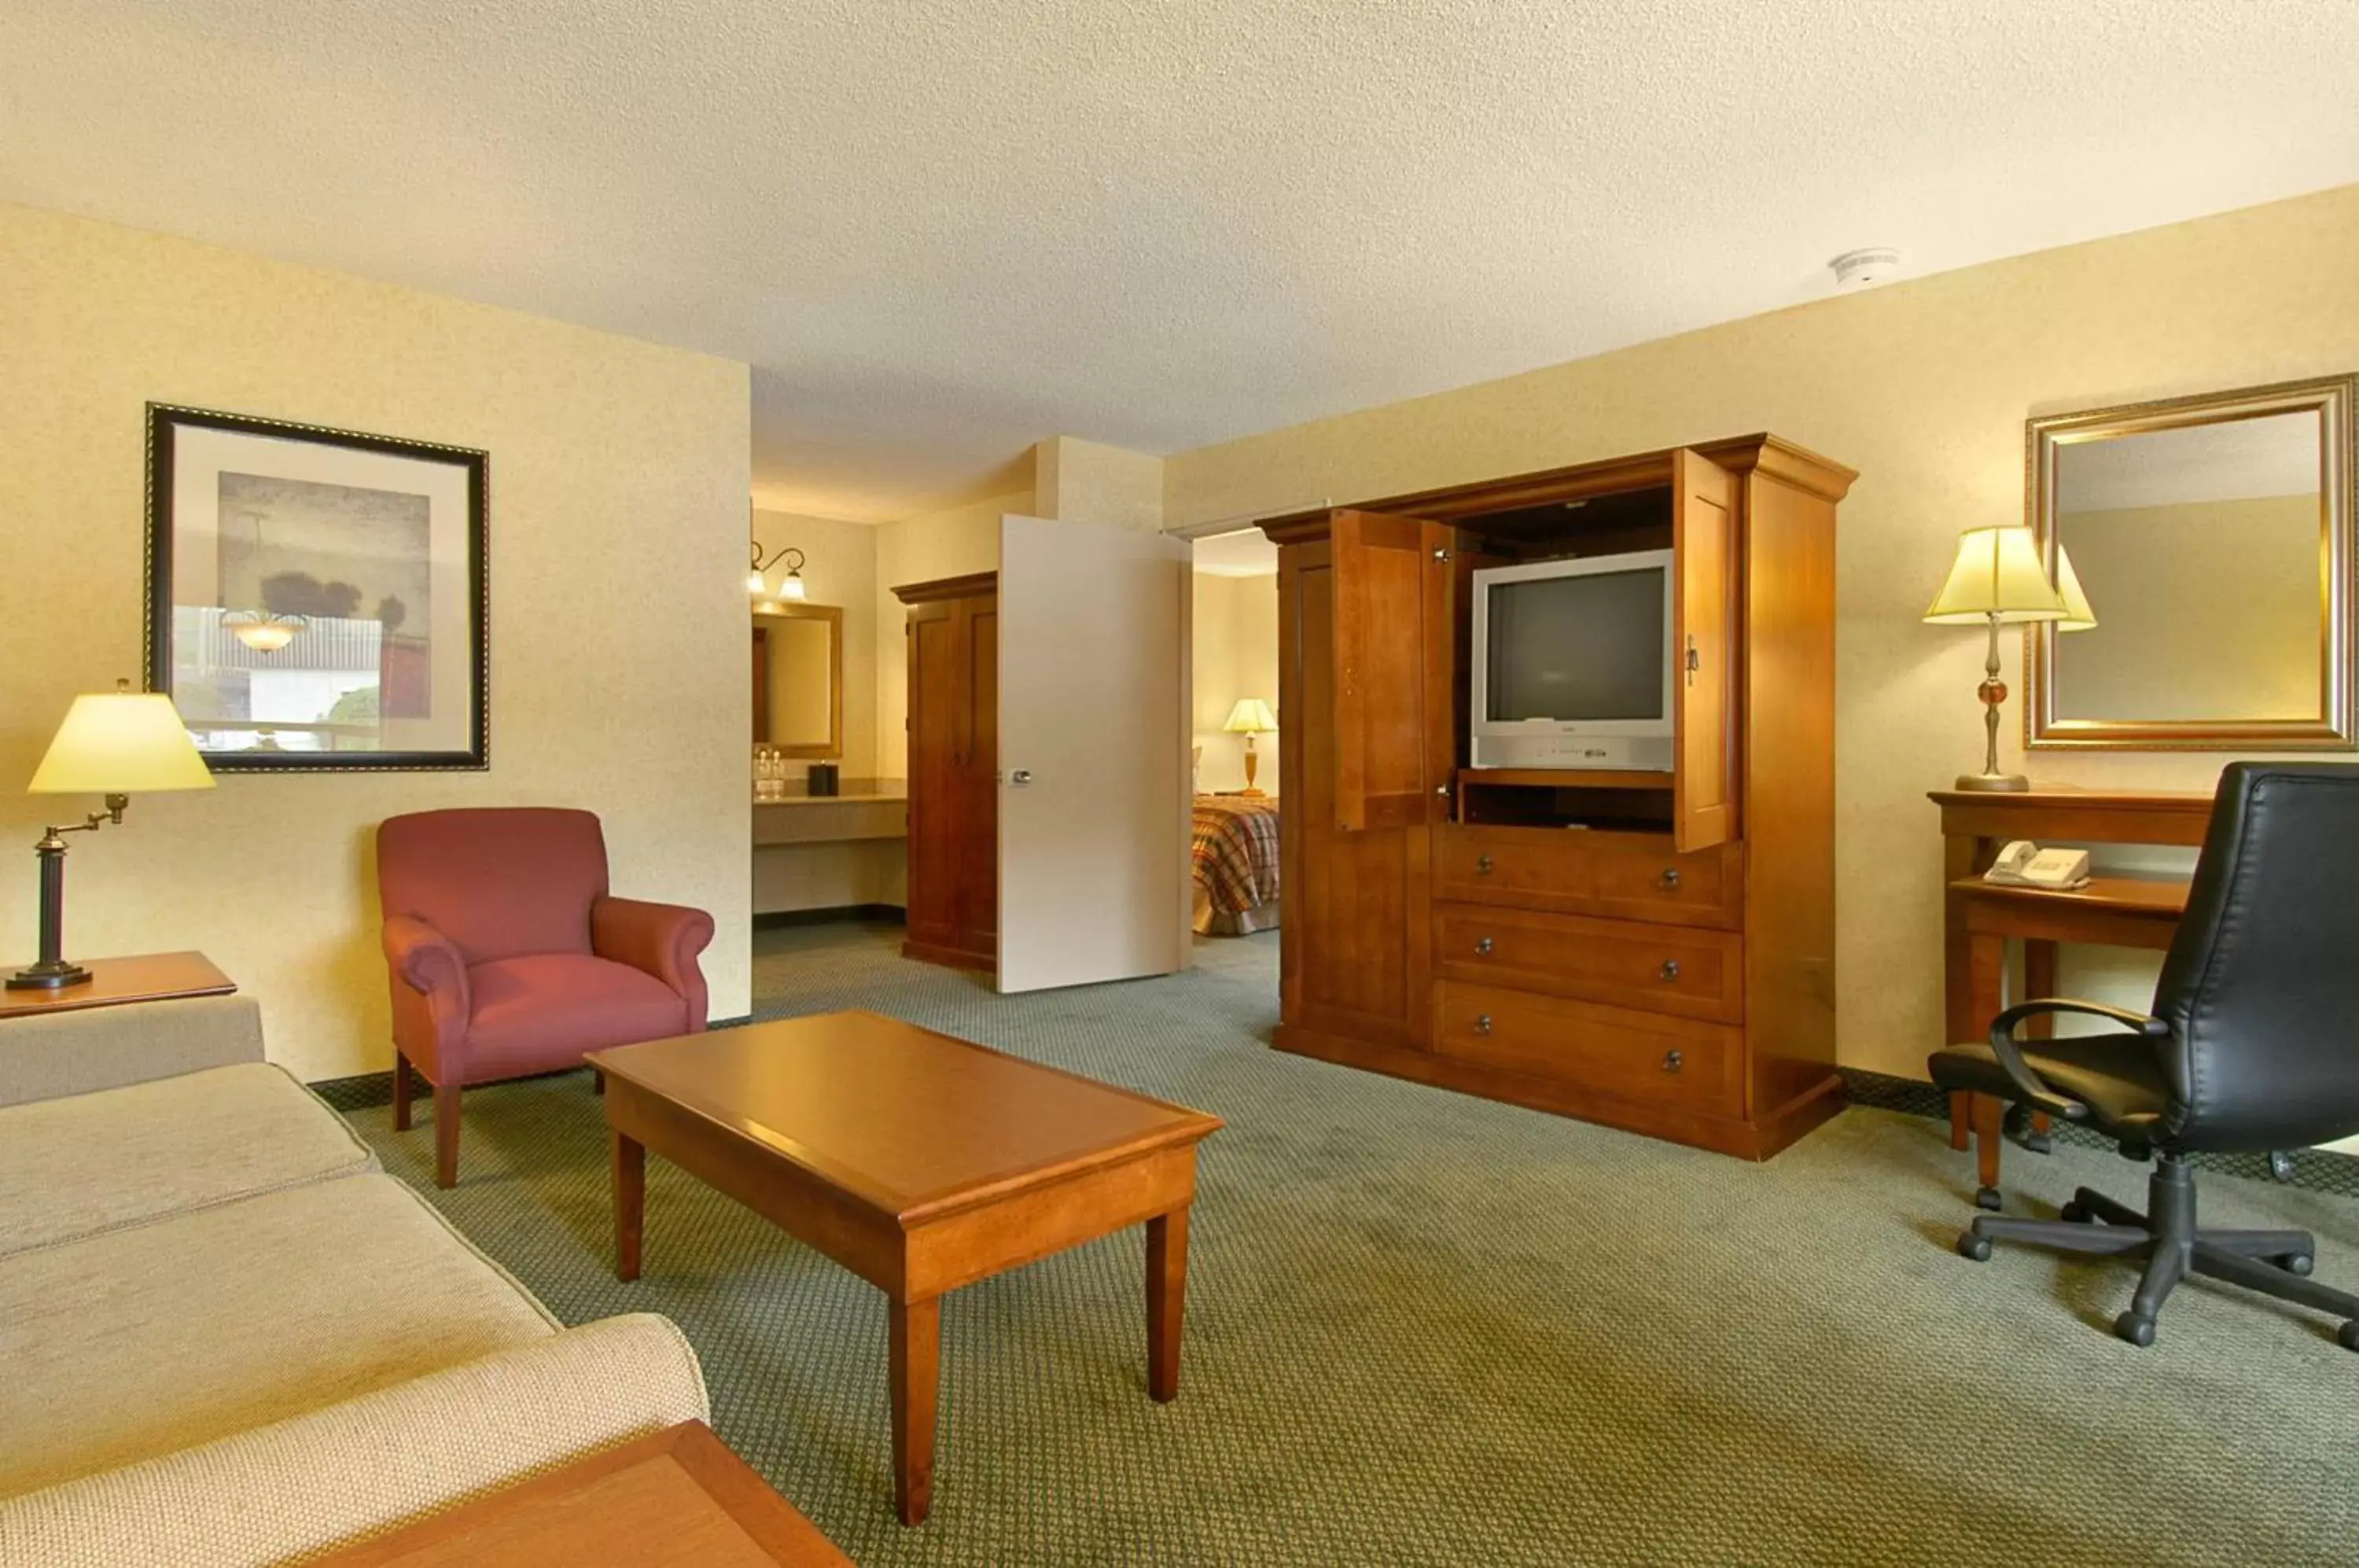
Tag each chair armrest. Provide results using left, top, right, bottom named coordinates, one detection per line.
left=0, top=994, right=266, bottom=1108
left=591, top=896, right=714, bottom=1003
left=383, top=915, right=469, bottom=1015
left=1986, top=999, right=2171, bottom=1122
left=0, top=1314, right=709, bottom=1568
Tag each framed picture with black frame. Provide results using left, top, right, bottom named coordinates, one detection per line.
left=143, top=403, right=489, bottom=771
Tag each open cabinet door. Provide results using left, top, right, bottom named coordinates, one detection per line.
left=1330, top=510, right=1455, bottom=831
left=1672, top=449, right=1739, bottom=852
left=997, top=513, right=1191, bottom=994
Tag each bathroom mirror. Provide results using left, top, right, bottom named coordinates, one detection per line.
left=2028, top=374, right=2355, bottom=751
left=753, top=603, right=842, bottom=757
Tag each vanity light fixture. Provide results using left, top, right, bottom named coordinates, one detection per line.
left=749, top=543, right=808, bottom=602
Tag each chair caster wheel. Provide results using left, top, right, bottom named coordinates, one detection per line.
left=2114, top=1312, right=2156, bottom=1347
left=2059, top=1200, right=2088, bottom=1224
left=2282, top=1253, right=2316, bottom=1277
left=2339, top=1320, right=2359, bottom=1352
left=1956, top=1231, right=1993, bottom=1262
left=1974, top=1186, right=2003, bottom=1213
left=2021, top=1133, right=2052, bottom=1155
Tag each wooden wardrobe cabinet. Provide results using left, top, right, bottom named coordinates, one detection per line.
left=895, top=572, right=997, bottom=973
left=1260, top=436, right=1854, bottom=1160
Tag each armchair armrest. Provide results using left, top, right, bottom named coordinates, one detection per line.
left=0, top=994, right=265, bottom=1108
left=1986, top=999, right=2171, bottom=1122
left=592, top=896, right=714, bottom=1016
left=382, top=913, right=469, bottom=1043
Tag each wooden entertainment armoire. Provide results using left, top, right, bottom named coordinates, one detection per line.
left=894, top=572, right=999, bottom=974
left=1257, top=436, right=1853, bottom=1160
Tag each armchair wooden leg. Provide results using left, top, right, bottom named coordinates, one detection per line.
left=392, top=1051, right=413, bottom=1132
left=432, top=1082, right=462, bottom=1189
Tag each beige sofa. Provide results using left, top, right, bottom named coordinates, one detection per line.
left=0, top=994, right=708, bottom=1566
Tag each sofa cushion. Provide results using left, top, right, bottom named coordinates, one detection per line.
left=0, top=1062, right=377, bottom=1258
left=462, top=953, right=692, bottom=1080
left=0, top=1174, right=558, bottom=1498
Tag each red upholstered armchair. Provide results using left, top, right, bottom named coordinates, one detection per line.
left=377, top=808, right=713, bottom=1187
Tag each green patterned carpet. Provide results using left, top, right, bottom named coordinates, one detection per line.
left=348, top=922, right=2359, bottom=1566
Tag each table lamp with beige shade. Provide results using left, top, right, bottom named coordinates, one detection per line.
left=10, top=681, right=214, bottom=990
left=1223, top=698, right=1277, bottom=796
left=1923, top=526, right=2089, bottom=792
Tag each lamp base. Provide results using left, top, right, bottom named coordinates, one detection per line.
left=7, top=959, right=92, bottom=991
left=1954, top=771, right=2030, bottom=793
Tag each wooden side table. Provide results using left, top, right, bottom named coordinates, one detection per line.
left=311, top=1422, right=851, bottom=1566
left=0, top=951, right=234, bottom=1021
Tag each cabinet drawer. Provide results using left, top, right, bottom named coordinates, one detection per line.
left=1433, top=905, right=1742, bottom=1023
left=1434, top=981, right=1742, bottom=1114
left=1435, top=826, right=1742, bottom=929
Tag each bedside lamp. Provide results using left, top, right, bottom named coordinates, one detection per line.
left=1223, top=698, right=1277, bottom=797
left=10, top=681, right=214, bottom=990
left=1923, top=528, right=2070, bottom=793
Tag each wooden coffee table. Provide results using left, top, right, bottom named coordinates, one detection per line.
left=590, top=1010, right=1223, bottom=1526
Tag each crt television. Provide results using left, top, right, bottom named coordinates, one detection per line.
left=1469, top=549, right=1674, bottom=771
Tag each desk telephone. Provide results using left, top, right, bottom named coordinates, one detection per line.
left=1983, top=841, right=2092, bottom=891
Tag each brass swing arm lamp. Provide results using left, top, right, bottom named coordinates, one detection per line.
left=10, top=681, right=215, bottom=990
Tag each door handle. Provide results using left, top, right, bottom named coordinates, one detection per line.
left=1009, top=769, right=1033, bottom=786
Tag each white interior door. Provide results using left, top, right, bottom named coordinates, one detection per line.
left=998, top=513, right=1191, bottom=993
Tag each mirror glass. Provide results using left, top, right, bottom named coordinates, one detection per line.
left=2031, top=377, right=2352, bottom=750
left=753, top=605, right=841, bottom=757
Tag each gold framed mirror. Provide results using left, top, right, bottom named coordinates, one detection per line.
left=753, top=602, right=842, bottom=758
left=2026, top=374, right=2356, bottom=752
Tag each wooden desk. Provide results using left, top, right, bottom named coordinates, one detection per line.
left=1932, top=789, right=2213, bottom=1199
left=0, top=951, right=234, bottom=1021
left=311, top=1422, right=851, bottom=1566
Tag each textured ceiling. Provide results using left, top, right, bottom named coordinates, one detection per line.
left=7, top=2, right=2359, bottom=521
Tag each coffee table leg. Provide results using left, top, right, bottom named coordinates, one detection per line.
left=1146, top=1205, right=1190, bottom=1403
left=612, top=1128, right=644, bottom=1283
left=889, top=1295, right=940, bottom=1526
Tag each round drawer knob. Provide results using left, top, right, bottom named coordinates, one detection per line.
left=1476, top=855, right=1494, bottom=875
left=1657, top=867, right=1681, bottom=889
left=1662, top=1049, right=1684, bottom=1073
left=1474, top=1014, right=1494, bottom=1036
left=1658, top=959, right=1680, bottom=981
left=1474, top=937, right=1495, bottom=956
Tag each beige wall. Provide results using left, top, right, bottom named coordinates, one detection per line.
left=0, top=201, right=752, bottom=1081
left=873, top=485, right=1030, bottom=778
left=1191, top=572, right=1280, bottom=794
left=750, top=509, right=879, bottom=779
left=1162, top=182, right=2359, bottom=1080
left=2057, top=495, right=2322, bottom=721
left=1036, top=436, right=1165, bottom=532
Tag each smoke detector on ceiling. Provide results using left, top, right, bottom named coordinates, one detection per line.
left=1828, top=247, right=1901, bottom=290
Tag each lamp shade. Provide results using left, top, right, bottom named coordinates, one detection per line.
left=775, top=572, right=807, bottom=602
left=2052, top=542, right=2098, bottom=632
left=1923, top=527, right=2070, bottom=624
left=28, top=688, right=215, bottom=796
left=1223, top=698, right=1277, bottom=734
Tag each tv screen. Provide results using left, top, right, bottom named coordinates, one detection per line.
left=1485, top=568, right=1665, bottom=723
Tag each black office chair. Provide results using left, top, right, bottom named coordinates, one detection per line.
left=1929, top=762, right=2359, bottom=1349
